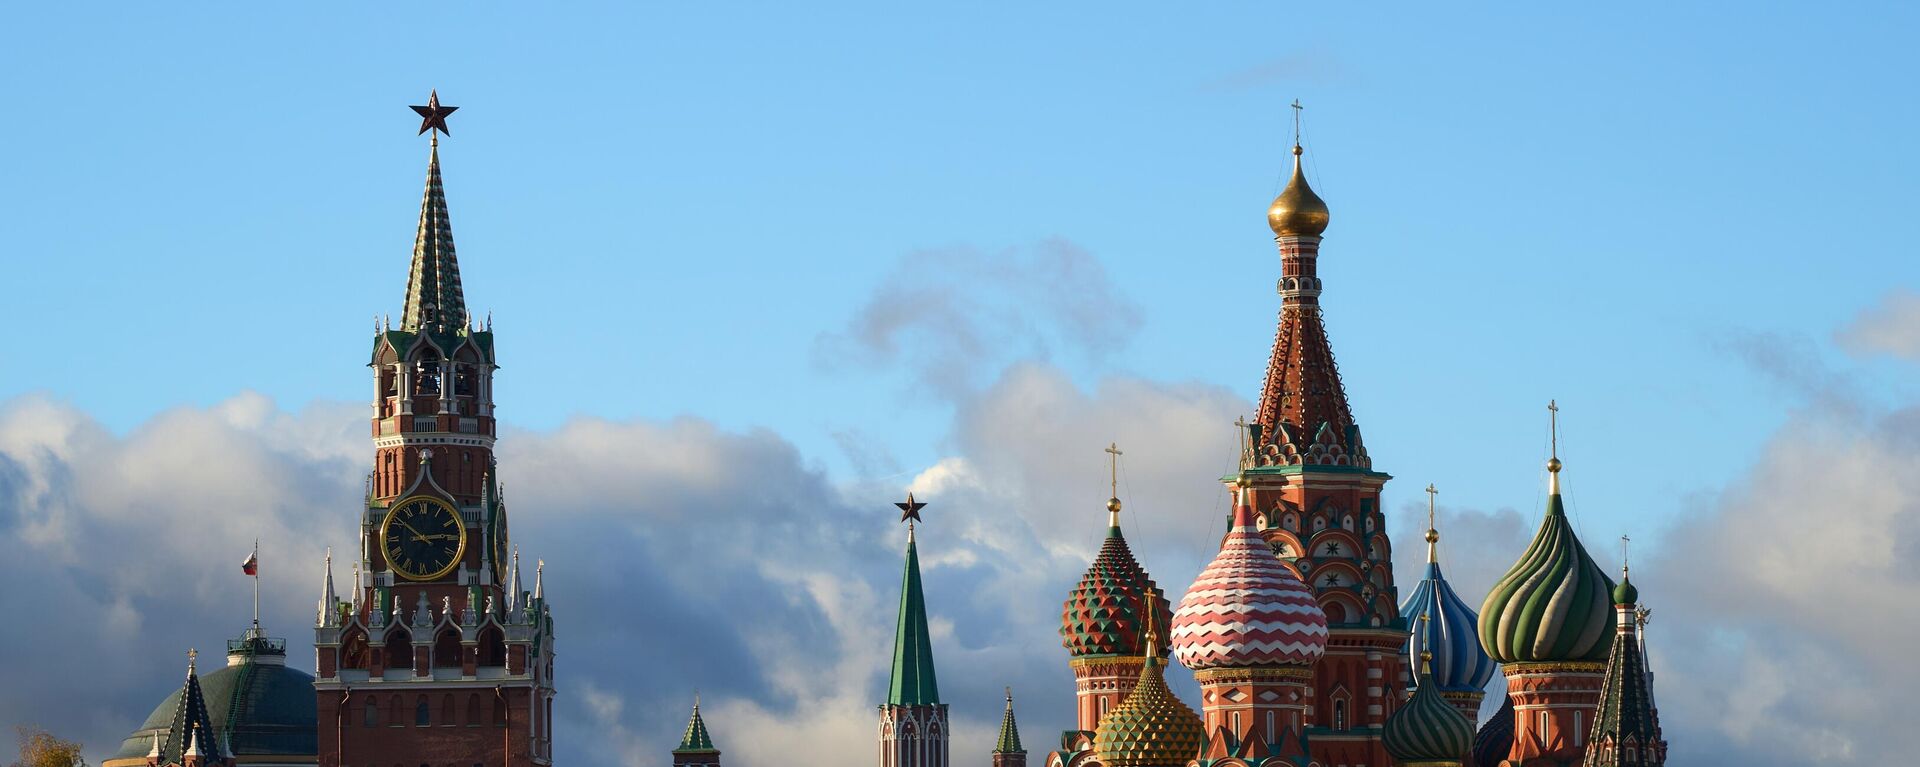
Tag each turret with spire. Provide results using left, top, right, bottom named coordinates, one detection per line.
left=309, top=91, right=557, bottom=767
left=879, top=492, right=948, bottom=767
left=1581, top=550, right=1667, bottom=766
left=992, top=689, right=1026, bottom=767
left=672, top=695, right=722, bottom=767
left=1224, top=102, right=1404, bottom=767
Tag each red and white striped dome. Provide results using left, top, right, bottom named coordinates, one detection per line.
left=1170, top=491, right=1329, bottom=669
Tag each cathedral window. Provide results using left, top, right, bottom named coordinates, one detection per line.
left=441, top=694, right=455, bottom=725
left=364, top=697, right=378, bottom=727
left=415, top=696, right=430, bottom=727
left=492, top=696, right=506, bottom=726
left=388, top=697, right=402, bottom=726
left=1333, top=700, right=1347, bottom=731
left=466, top=694, right=482, bottom=726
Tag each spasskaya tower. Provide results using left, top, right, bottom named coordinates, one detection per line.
left=312, top=92, right=558, bottom=767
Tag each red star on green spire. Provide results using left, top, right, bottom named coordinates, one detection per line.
left=896, top=492, right=926, bottom=524
left=410, top=90, right=458, bottom=136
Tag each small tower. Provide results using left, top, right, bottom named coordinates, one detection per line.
left=878, top=493, right=949, bottom=767
left=1382, top=642, right=1476, bottom=767
left=1399, top=485, right=1498, bottom=724
left=1479, top=404, right=1616, bottom=764
left=672, top=696, right=722, bottom=767
left=1581, top=560, right=1667, bottom=766
left=992, top=689, right=1026, bottom=767
left=1059, top=444, right=1173, bottom=734
left=1171, top=477, right=1328, bottom=751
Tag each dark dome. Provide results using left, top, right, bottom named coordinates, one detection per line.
left=1471, top=696, right=1514, bottom=767
left=109, top=638, right=316, bottom=763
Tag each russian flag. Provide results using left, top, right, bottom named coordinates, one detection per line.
left=241, top=542, right=259, bottom=576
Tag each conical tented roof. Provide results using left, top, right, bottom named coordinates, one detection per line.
left=401, top=140, right=467, bottom=332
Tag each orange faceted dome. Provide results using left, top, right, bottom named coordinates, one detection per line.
left=1267, top=146, right=1329, bottom=237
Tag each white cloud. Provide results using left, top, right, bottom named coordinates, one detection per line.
left=1838, top=289, right=1920, bottom=360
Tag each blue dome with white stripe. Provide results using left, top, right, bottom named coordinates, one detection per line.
left=1399, top=531, right=1498, bottom=694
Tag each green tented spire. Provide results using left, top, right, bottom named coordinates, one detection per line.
left=675, top=697, right=718, bottom=754
left=994, top=689, right=1024, bottom=754
left=887, top=527, right=940, bottom=705
left=401, top=137, right=468, bottom=333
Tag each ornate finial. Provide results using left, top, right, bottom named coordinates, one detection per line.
left=694, top=689, right=701, bottom=710
left=895, top=491, right=927, bottom=541
left=187, top=647, right=198, bottom=669
left=1104, top=442, right=1124, bottom=526
left=410, top=90, right=458, bottom=137
left=1290, top=99, right=1304, bottom=153
left=1424, top=483, right=1440, bottom=562
left=1636, top=606, right=1651, bottom=629
left=1621, top=534, right=1632, bottom=577
left=1005, top=686, right=1013, bottom=705
left=1234, top=415, right=1254, bottom=469
left=1546, top=400, right=1564, bottom=496
left=418, top=447, right=434, bottom=464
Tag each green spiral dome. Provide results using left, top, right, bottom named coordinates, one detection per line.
left=1477, top=469, right=1616, bottom=663
left=1384, top=658, right=1475, bottom=764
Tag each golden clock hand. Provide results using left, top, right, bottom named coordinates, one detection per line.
left=395, top=519, right=429, bottom=538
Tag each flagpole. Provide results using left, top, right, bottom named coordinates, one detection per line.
left=252, top=539, right=260, bottom=635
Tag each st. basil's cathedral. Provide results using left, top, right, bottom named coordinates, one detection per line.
left=99, top=96, right=1665, bottom=767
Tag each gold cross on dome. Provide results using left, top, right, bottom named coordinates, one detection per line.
left=1105, top=442, right=1123, bottom=498
left=1548, top=399, right=1560, bottom=458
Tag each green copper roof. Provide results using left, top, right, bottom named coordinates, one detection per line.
left=887, top=534, right=940, bottom=705
left=674, top=703, right=719, bottom=754
left=402, top=140, right=468, bottom=333
left=111, top=645, right=316, bottom=761
left=994, top=694, right=1024, bottom=754
left=1478, top=473, right=1616, bottom=664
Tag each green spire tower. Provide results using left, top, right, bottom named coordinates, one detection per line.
left=671, top=696, right=721, bottom=767
left=993, top=689, right=1026, bottom=767
left=879, top=493, right=948, bottom=767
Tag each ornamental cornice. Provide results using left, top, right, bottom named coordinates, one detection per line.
left=1193, top=666, right=1313, bottom=684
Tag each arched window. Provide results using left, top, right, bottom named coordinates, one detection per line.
left=493, top=695, right=507, bottom=726
left=434, top=628, right=463, bottom=668
left=342, top=628, right=369, bottom=670
left=415, top=695, right=430, bottom=727
left=467, top=694, right=482, bottom=726
left=477, top=626, right=506, bottom=667
left=384, top=630, right=413, bottom=671
left=364, top=696, right=378, bottom=727
left=1333, top=700, right=1347, bottom=731
left=441, top=694, right=455, bottom=725
left=388, top=697, right=402, bottom=725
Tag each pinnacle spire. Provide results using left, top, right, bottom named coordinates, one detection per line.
left=506, top=546, right=523, bottom=617
left=675, top=697, right=719, bottom=754
left=887, top=496, right=940, bottom=706
left=318, top=547, right=338, bottom=627
left=400, top=132, right=468, bottom=333
left=994, top=688, right=1025, bottom=754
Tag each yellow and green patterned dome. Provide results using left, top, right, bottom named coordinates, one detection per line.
left=1478, top=459, right=1616, bottom=664
left=1092, top=653, right=1205, bottom=767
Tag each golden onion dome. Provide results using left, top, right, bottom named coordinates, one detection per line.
left=1267, top=145, right=1330, bottom=237
left=1091, top=654, right=1205, bottom=767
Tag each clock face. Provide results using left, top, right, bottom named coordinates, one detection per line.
left=381, top=496, right=467, bottom=581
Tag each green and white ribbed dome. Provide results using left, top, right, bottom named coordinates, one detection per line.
left=1477, top=461, right=1616, bottom=664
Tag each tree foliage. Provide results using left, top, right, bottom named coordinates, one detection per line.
left=10, top=726, right=83, bottom=767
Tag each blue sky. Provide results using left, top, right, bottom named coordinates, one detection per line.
left=3, top=4, right=1920, bottom=764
